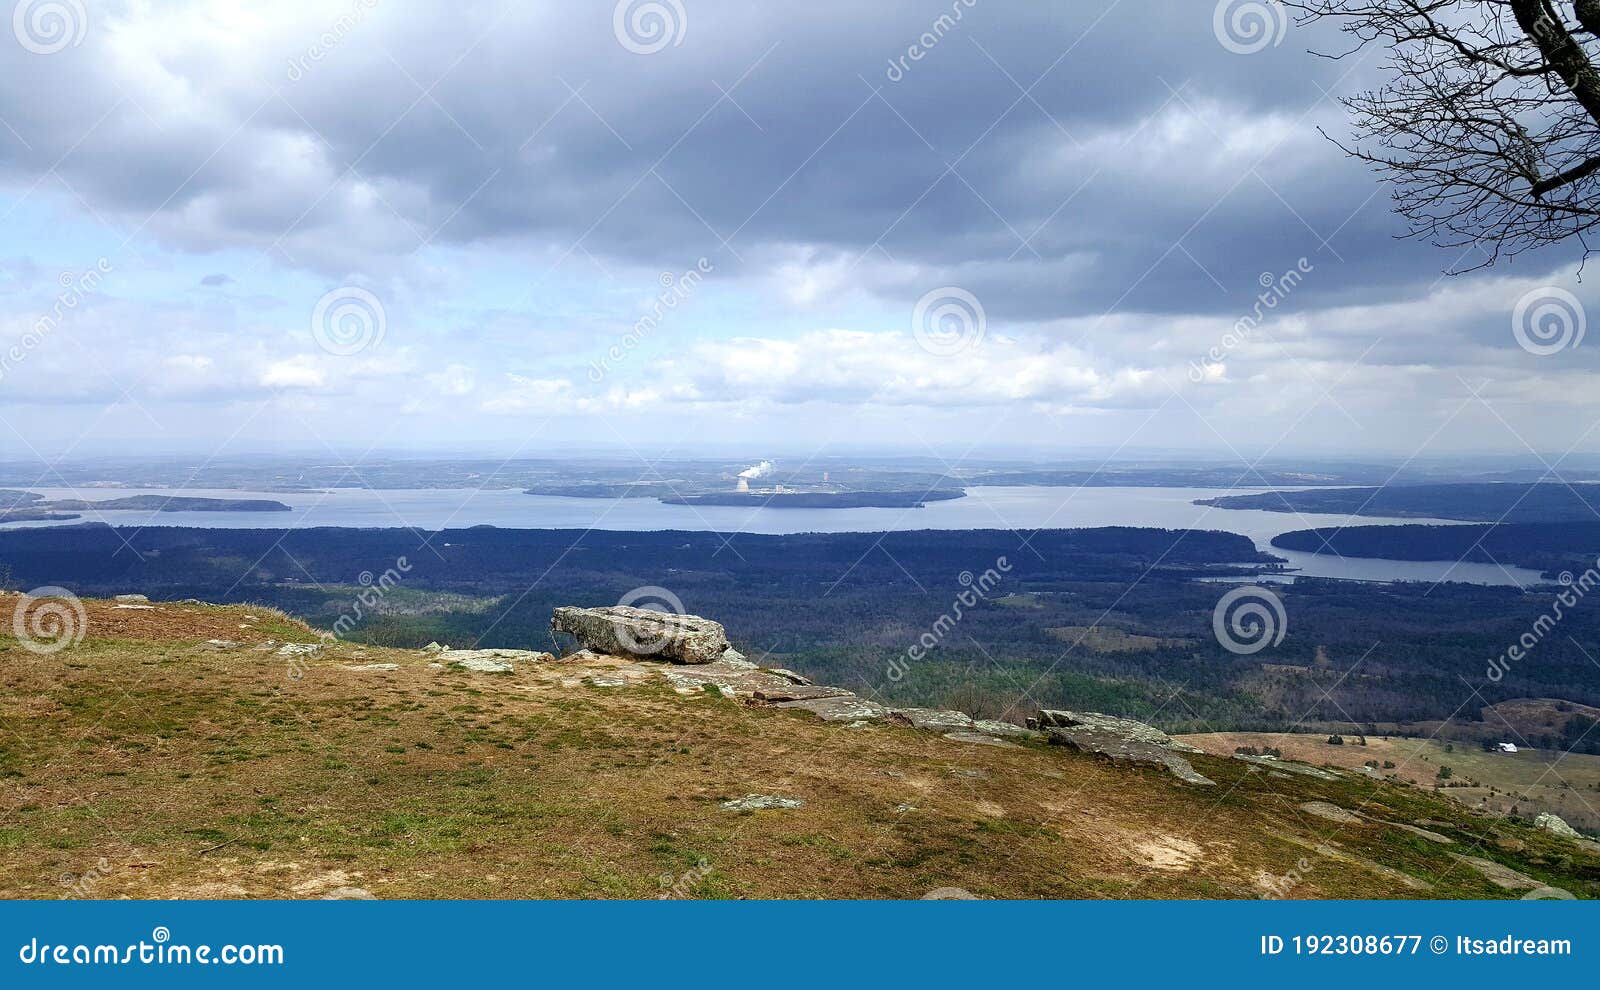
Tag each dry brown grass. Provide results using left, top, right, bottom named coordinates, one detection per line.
left=1, top=598, right=1596, bottom=900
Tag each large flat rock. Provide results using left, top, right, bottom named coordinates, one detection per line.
left=551, top=606, right=728, bottom=664
left=775, top=695, right=889, bottom=724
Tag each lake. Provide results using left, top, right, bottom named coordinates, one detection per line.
left=0, top=484, right=1548, bottom=587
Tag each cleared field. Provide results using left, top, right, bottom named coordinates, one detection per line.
left=1180, top=732, right=1600, bottom=833
left=1043, top=626, right=1191, bottom=653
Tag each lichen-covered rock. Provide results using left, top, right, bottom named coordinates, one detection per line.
left=764, top=667, right=811, bottom=685
left=551, top=606, right=728, bottom=664
left=945, top=731, right=1019, bottom=748
left=776, top=694, right=888, bottom=723
left=752, top=683, right=854, bottom=703
left=439, top=648, right=551, bottom=665
left=452, top=657, right=514, bottom=673
left=889, top=708, right=974, bottom=733
left=1039, top=709, right=1214, bottom=786
left=720, top=794, right=804, bottom=811
left=1036, top=710, right=1201, bottom=752
left=972, top=719, right=1039, bottom=740
left=1535, top=812, right=1581, bottom=839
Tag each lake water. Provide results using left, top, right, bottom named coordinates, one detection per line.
left=0, top=485, right=1548, bottom=587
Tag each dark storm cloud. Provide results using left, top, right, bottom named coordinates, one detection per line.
left=0, top=0, right=1474, bottom=325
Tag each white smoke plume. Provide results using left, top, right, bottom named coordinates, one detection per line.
left=737, top=460, right=774, bottom=480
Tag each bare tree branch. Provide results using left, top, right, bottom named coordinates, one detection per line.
left=1290, top=1, right=1600, bottom=271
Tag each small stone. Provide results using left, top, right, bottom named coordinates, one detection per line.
left=114, top=594, right=149, bottom=603
left=720, top=794, right=803, bottom=811
left=344, top=663, right=400, bottom=671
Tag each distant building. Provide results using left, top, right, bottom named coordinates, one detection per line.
left=1496, top=742, right=1519, bottom=753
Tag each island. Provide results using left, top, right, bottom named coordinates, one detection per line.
left=0, top=489, right=292, bottom=523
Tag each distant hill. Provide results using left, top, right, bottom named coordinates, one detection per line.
left=1271, top=522, right=1600, bottom=575
left=0, top=490, right=290, bottom=523
left=1198, top=483, right=1600, bottom=523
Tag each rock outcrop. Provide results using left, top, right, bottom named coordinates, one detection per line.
left=1035, top=709, right=1214, bottom=786
left=551, top=605, right=728, bottom=664
left=1535, top=812, right=1581, bottom=839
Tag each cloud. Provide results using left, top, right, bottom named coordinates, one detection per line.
left=0, top=1, right=1592, bottom=457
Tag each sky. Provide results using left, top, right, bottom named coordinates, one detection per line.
left=1, top=0, right=1598, bottom=465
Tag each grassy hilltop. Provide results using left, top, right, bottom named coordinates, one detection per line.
left=1, top=595, right=1597, bottom=900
